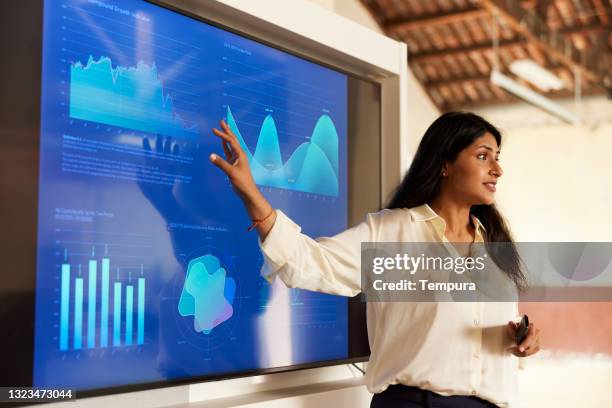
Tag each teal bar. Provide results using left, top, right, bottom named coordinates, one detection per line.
left=137, top=278, right=145, bottom=345
left=100, top=258, right=110, bottom=347
left=113, top=282, right=122, bottom=346
left=73, top=278, right=83, bottom=349
left=60, top=264, right=70, bottom=351
left=125, top=285, right=133, bottom=345
left=87, top=260, right=97, bottom=348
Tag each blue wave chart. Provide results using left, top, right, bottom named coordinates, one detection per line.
left=227, top=106, right=339, bottom=196
left=70, top=56, right=198, bottom=140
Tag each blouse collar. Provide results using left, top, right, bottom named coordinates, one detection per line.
left=408, top=203, right=486, bottom=243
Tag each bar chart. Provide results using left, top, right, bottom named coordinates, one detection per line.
left=59, top=257, right=146, bottom=351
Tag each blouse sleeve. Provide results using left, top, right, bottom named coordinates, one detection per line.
left=258, top=209, right=377, bottom=297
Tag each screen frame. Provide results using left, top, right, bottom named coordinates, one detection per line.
left=0, top=0, right=381, bottom=398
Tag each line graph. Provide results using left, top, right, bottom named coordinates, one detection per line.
left=70, top=55, right=199, bottom=139
left=227, top=106, right=339, bottom=196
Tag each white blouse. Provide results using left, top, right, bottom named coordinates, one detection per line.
left=259, top=203, right=520, bottom=407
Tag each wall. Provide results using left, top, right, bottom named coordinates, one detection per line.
left=474, top=96, right=612, bottom=407
left=477, top=97, right=612, bottom=242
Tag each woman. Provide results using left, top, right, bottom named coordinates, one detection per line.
left=209, top=112, right=541, bottom=407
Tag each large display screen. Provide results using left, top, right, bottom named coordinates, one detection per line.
left=33, top=0, right=349, bottom=391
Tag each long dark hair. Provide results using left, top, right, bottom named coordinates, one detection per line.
left=387, top=111, right=526, bottom=290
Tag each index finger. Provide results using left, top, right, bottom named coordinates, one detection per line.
left=220, top=119, right=239, bottom=140
left=212, top=127, right=242, bottom=157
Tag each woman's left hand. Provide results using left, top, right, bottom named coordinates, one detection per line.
left=506, top=321, right=541, bottom=357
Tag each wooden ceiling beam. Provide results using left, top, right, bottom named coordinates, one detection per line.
left=591, top=0, right=609, bottom=25
left=385, top=7, right=487, bottom=32
left=426, top=73, right=494, bottom=87
left=410, top=39, right=520, bottom=62
left=423, top=65, right=567, bottom=88
left=407, top=22, right=606, bottom=63
left=479, top=0, right=611, bottom=92
left=447, top=86, right=606, bottom=109
left=534, top=0, right=554, bottom=21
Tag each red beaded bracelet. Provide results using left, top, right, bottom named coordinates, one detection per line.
left=246, top=209, right=275, bottom=232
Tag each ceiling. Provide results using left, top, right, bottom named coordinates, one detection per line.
left=360, top=0, right=612, bottom=110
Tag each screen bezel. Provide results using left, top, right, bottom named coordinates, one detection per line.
left=0, top=0, right=381, bottom=398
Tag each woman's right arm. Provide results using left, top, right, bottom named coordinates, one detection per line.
left=210, top=119, right=374, bottom=297
left=210, top=120, right=277, bottom=241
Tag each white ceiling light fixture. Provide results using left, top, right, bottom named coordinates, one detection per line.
left=509, top=59, right=566, bottom=92
left=490, top=70, right=582, bottom=125
left=489, top=12, right=582, bottom=125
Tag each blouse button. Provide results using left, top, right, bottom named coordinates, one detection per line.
left=471, top=390, right=477, bottom=395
